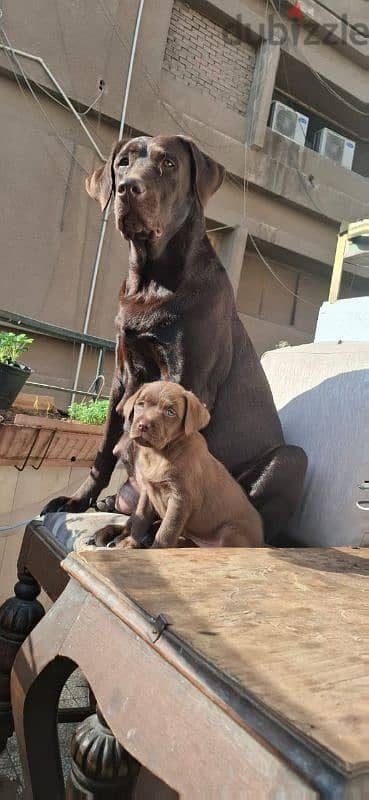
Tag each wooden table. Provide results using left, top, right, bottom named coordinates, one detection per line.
left=11, top=547, right=369, bottom=799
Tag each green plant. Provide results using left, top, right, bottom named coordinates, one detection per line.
left=0, top=331, right=33, bottom=366
left=68, top=398, right=109, bottom=425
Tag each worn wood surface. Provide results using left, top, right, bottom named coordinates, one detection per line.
left=13, top=580, right=318, bottom=800
left=69, top=547, right=369, bottom=769
left=0, top=415, right=103, bottom=466
left=18, top=523, right=68, bottom=601
left=11, top=393, right=56, bottom=413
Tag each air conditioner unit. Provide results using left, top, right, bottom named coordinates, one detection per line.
left=269, top=101, right=309, bottom=146
left=314, top=128, right=355, bottom=170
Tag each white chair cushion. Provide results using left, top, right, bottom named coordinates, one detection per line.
left=262, top=342, right=369, bottom=546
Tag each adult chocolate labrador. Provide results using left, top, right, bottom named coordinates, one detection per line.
left=42, top=135, right=307, bottom=542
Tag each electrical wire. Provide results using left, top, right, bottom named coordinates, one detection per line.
left=223, top=0, right=324, bottom=311
left=0, top=24, right=92, bottom=175
left=0, top=1, right=342, bottom=309
left=32, top=78, right=108, bottom=150
left=248, top=233, right=319, bottom=307
left=96, top=0, right=241, bottom=153
left=268, top=0, right=369, bottom=117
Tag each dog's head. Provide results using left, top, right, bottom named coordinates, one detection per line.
left=117, top=381, right=210, bottom=451
left=85, top=135, right=224, bottom=256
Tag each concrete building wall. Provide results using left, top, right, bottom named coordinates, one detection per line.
left=0, top=0, right=367, bottom=398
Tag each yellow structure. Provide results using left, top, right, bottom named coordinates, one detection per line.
left=329, top=219, right=369, bottom=303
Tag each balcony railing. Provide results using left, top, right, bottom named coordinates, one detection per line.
left=0, top=308, right=115, bottom=401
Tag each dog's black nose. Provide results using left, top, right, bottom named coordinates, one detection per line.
left=117, top=177, right=146, bottom=197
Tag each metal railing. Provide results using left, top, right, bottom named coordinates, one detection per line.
left=0, top=308, right=115, bottom=401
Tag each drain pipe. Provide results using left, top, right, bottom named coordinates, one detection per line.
left=71, top=0, right=145, bottom=403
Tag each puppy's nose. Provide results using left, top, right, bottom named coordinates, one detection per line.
left=137, top=421, right=149, bottom=433
left=117, top=177, right=146, bottom=197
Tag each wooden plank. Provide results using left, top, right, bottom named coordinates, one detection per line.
left=19, top=523, right=68, bottom=601
left=12, top=393, right=56, bottom=413
left=67, top=548, right=369, bottom=768
left=13, top=414, right=104, bottom=435
left=0, top=457, right=95, bottom=467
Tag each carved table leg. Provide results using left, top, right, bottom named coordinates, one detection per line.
left=66, top=705, right=139, bottom=799
left=0, top=569, right=44, bottom=751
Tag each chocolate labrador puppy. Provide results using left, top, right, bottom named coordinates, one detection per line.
left=94, top=381, right=264, bottom=550
left=42, top=134, right=307, bottom=542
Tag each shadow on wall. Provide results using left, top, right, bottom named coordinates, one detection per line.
left=278, top=369, right=369, bottom=547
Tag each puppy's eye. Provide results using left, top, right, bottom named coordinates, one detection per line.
left=135, top=401, right=144, bottom=409
left=118, top=156, right=129, bottom=167
left=163, top=158, right=175, bottom=169
left=164, top=408, right=176, bottom=417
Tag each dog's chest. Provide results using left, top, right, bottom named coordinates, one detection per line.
left=136, top=454, right=173, bottom=520
left=116, top=294, right=184, bottom=383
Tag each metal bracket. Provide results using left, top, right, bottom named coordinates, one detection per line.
left=15, top=428, right=56, bottom=471
left=149, top=613, right=170, bottom=643
left=31, top=430, right=57, bottom=470
left=15, top=428, right=42, bottom=471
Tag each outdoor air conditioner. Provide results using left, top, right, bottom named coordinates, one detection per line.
left=269, top=101, right=309, bottom=146
left=314, top=127, right=355, bottom=170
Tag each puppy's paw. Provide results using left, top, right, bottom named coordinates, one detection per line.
left=151, top=537, right=169, bottom=549
left=95, top=495, right=117, bottom=513
left=114, top=535, right=139, bottom=549
left=93, top=524, right=130, bottom=548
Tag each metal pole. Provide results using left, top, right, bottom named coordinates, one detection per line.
left=0, top=43, right=105, bottom=160
left=71, top=0, right=145, bottom=403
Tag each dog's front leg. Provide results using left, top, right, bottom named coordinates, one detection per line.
left=93, top=491, right=155, bottom=549
left=41, top=372, right=125, bottom=513
left=151, top=495, right=189, bottom=549
left=127, top=489, right=156, bottom=548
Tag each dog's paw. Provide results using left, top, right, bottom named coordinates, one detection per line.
left=41, top=495, right=92, bottom=515
left=95, top=495, right=117, bottom=513
left=114, top=536, right=138, bottom=549
left=93, top=524, right=129, bottom=548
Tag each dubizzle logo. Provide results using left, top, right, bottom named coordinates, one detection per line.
left=287, top=1, right=303, bottom=22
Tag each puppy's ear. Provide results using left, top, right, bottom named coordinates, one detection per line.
left=178, top=137, right=225, bottom=206
left=183, top=391, right=210, bottom=437
left=85, top=139, right=123, bottom=211
left=119, top=386, right=145, bottom=422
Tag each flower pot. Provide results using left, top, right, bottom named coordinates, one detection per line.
left=0, top=414, right=104, bottom=468
left=0, top=362, right=32, bottom=410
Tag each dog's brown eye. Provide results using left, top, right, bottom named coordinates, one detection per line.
left=136, top=401, right=144, bottom=409
left=119, top=156, right=129, bottom=167
left=165, top=408, right=176, bottom=416
left=163, top=158, right=175, bottom=169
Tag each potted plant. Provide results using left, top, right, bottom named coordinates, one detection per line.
left=0, top=332, right=33, bottom=410
left=0, top=393, right=110, bottom=469
left=68, top=399, right=109, bottom=426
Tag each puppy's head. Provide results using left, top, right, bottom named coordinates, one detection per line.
left=119, top=381, right=210, bottom=450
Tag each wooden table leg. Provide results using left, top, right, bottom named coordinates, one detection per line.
left=11, top=581, right=87, bottom=799
left=12, top=653, right=75, bottom=800
left=66, top=705, right=139, bottom=799
left=0, top=569, right=44, bottom=751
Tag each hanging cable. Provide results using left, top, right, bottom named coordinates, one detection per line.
left=268, top=0, right=369, bottom=117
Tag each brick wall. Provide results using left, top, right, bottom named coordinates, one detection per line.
left=163, top=0, right=256, bottom=116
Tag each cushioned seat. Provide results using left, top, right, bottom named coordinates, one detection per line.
left=33, top=511, right=128, bottom=555
left=262, top=341, right=369, bottom=547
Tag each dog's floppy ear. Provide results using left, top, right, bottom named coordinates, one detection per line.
left=85, top=139, right=123, bottom=211
left=183, top=391, right=210, bottom=436
left=179, top=136, right=225, bottom=206
left=119, top=386, right=145, bottom=421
